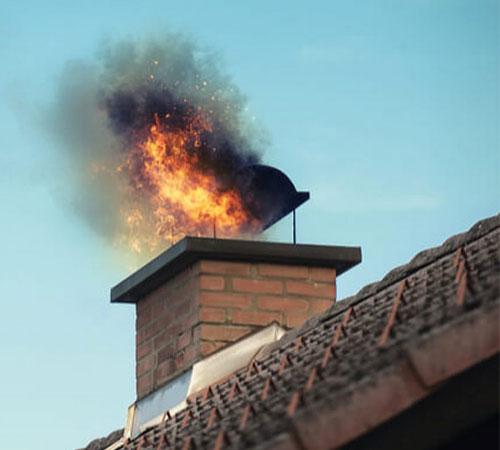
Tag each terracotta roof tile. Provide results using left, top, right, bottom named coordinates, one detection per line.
left=80, top=214, right=500, bottom=450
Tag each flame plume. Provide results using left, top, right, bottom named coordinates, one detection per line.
left=48, top=34, right=267, bottom=261
left=119, top=111, right=260, bottom=252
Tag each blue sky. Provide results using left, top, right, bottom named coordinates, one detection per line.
left=1, top=1, right=498, bottom=449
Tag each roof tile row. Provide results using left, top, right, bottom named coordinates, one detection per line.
left=80, top=214, right=500, bottom=450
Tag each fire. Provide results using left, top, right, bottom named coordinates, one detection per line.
left=117, top=112, right=260, bottom=254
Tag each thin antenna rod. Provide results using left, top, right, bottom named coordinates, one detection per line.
left=293, top=209, right=296, bottom=244
left=213, top=217, right=217, bottom=239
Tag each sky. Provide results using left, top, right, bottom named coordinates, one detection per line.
left=0, top=1, right=498, bottom=449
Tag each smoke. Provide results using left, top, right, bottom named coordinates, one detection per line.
left=46, top=32, right=267, bottom=260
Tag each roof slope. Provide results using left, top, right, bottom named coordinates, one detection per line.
left=78, top=430, right=124, bottom=450
left=80, top=214, right=500, bottom=450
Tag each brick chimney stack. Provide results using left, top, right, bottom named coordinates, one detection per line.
left=111, top=238, right=361, bottom=400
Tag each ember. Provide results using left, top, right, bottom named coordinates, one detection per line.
left=49, top=34, right=308, bottom=261
left=99, top=36, right=264, bottom=255
left=110, top=96, right=261, bottom=253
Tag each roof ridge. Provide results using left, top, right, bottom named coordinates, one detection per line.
left=79, top=213, right=499, bottom=450
left=356, top=213, right=499, bottom=300
left=259, top=213, right=499, bottom=356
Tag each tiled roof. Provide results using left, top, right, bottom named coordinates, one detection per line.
left=80, top=214, right=500, bottom=450
left=78, top=430, right=124, bottom=450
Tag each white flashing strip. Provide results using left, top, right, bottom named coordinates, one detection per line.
left=124, top=404, right=135, bottom=439
left=125, top=369, right=192, bottom=439
left=123, top=323, right=286, bottom=441
left=104, top=323, right=286, bottom=449
left=187, top=322, right=286, bottom=397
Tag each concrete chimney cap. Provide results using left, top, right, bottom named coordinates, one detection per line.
left=111, top=236, right=362, bottom=304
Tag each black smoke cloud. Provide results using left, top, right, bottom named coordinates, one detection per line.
left=46, top=32, right=267, bottom=258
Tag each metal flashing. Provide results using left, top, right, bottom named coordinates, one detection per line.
left=92, top=214, right=500, bottom=450
left=187, top=322, right=286, bottom=397
left=124, top=323, right=286, bottom=440
left=111, top=237, right=361, bottom=303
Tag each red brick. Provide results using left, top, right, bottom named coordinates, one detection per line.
left=232, top=309, right=283, bottom=326
left=137, top=371, right=153, bottom=398
left=136, top=305, right=152, bottom=329
left=136, top=353, right=154, bottom=378
left=151, top=299, right=165, bottom=318
left=193, top=324, right=201, bottom=343
left=167, top=276, right=195, bottom=296
left=154, top=290, right=191, bottom=316
left=157, top=310, right=176, bottom=329
left=157, top=302, right=180, bottom=323
left=149, top=267, right=196, bottom=300
left=200, top=275, right=225, bottom=290
left=200, top=260, right=251, bottom=275
left=153, top=330, right=171, bottom=350
left=211, top=341, right=228, bottom=353
left=153, top=322, right=182, bottom=350
left=310, top=299, right=334, bottom=314
left=174, top=345, right=199, bottom=371
left=200, top=292, right=252, bottom=308
left=144, top=279, right=175, bottom=305
left=201, top=324, right=252, bottom=341
left=143, top=320, right=162, bottom=341
left=170, top=269, right=197, bottom=291
left=258, top=264, right=308, bottom=279
left=200, top=307, right=226, bottom=323
left=200, top=340, right=227, bottom=357
left=170, top=296, right=194, bottom=318
left=174, top=277, right=198, bottom=296
left=191, top=291, right=201, bottom=308
left=257, top=296, right=309, bottom=313
left=165, top=321, right=184, bottom=339
left=183, top=311, right=199, bottom=329
left=311, top=267, right=337, bottom=282
left=136, top=328, right=150, bottom=346
left=157, top=342, right=175, bottom=364
left=136, top=339, right=152, bottom=361
left=137, top=295, right=155, bottom=314
left=233, top=278, right=283, bottom=294
left=154, top=359, right=173, bottom=383
left=286, top=280, right=335, bottom=298
left=285, top=312, right=311, bottom=328
left=200, top=341, right=216, bottom=356
left=176, top=330, right=191, bottom=351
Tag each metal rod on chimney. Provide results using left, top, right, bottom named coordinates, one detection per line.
left=293, top=209, right=296, bottom=244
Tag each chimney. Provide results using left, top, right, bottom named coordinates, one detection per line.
left=111, top=238, right=361, bottom=400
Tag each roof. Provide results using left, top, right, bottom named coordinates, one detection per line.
left=111, top=237, right=361, bottom=303
left=79, top=430, right=124, bottom=450
left=79, top=214, right=500, bottom=450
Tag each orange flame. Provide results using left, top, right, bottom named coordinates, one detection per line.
left=117, top=113, right=260, bottom=255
